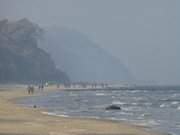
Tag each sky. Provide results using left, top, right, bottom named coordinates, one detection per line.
left=0, top=0, right=179, bottom=85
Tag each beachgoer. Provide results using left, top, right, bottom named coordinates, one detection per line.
left=27, top=85, right=31, bottom=94
left=27, top=85, right=34, bottom=94
left=38, top=84, right=41, bottom=90
left=41, top=84, right=44, bottom=91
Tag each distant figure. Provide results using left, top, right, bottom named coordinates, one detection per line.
left=38, top=84, right=44, bottom=91
left=27, top=85, right=34, bottom=94
left=38, top=84, right=41, bottom=90
left=33, top=105, right=37, bottom=108
left=41, top=84, right=44, bottom=90
left=27, top=85, right=31, bottom=94
left=45, top=82, right=49, bottom=87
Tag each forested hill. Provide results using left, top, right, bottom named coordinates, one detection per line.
left=0, top=18, right=69, bottom=83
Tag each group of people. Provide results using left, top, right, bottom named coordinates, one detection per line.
left=27, top=85, right=34, bottom=94
left=38, top=84, right=44, bottom=91
left=27, top=84, right=44, bottom=94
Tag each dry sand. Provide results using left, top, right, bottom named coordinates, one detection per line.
left=0, top=85, right=165, bottom=135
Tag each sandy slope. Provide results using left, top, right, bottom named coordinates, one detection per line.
left=0, top=85, right=164, bottom=135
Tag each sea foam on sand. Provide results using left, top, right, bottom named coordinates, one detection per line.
left=41, top=111, right=69, bottom=117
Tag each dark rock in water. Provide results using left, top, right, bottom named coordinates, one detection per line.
left=105, top=105, right=121, bottom=110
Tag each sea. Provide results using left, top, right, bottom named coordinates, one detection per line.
left=18, top=87, right=180, bottom=135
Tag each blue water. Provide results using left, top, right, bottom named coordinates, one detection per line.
left=19, top=89, right=180, bottom=135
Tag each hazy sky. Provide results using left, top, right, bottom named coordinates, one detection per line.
left=0, top=0, right=179, bottom=85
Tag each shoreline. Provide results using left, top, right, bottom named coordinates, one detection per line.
left=0, top=85, right=166, bottom=135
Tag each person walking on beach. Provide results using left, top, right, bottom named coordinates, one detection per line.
left=27, top=85, right=34, bottom=95
left=38, top=84, right=44, bottom=91
left=41, top=84, right=44, bottom=91
left=38, top=84, right=41, bottom=90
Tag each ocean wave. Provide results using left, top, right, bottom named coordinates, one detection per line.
left=175, top=122, right=180, bottom=128
left=130, top=90, right=141, bottom=93
left=41, top=111, right=69, bottom=117
left=133, top=119, right=160, bottom=127
left=110, top=117, right=117, bottom=120
left=160, top=98, right=180, bottom=102
left=111, top=96, right=116, bottom=99
left=140, top=113, right=151, bottom=117
left=56, top=114, right=69, bottom=117
left=118, top=111, right=134, bottom=116
left=160, top=103, right=169, bottom=108
left=160, top=98, right=169, bottom=101
left=86, top=116, right=101, bottom=119
left=132, top=102, right=138, bottom=105
left=112, top=101, right=126, bottom=105
left=122, top=106, right=141, bottom=112
left=171, top=101, right=179, bottom=105
left=171, top=93, right=180, bottom=98
left=95, top=93, right=106, bottom=96
left=41, top=111, right=57, bottom=116
left=134, top=97, right=144, bottom=101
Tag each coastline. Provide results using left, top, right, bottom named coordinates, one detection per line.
left=0, top=85, right=166, bottom=135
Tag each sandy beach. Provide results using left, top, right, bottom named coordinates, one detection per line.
left=0, top=85, right=165, bottom=135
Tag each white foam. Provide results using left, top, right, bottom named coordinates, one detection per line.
left=41, top=111, right=69, bottom=117
left=110, top=117, right=117, bottom=120
left=112, top=101, right=126, bottom=105
left=171, top=93, right=178, bottom=98
left=160, top=98, right=169, bottom=101
left=134, top=97, right=143, bottom=101
left=175, top=122, right=180, bottom=128
left=111, top=96, right=116, bottom=98
left=117, top=118, right=128, bottom=121
left=87, top=116, right=101, bottom=119
left=130, top=90, right=141, bottom=93
left=134, top=119, right=160, bottom=127
left=177, top=106, right=180, bottom=110
left=140, top=113, right=151, bottom=117
left=56, top=114, right=69, bottom=117
left=132, top=102, right=138, bottom=105
left=118, top=112, right=134, bottom=116
left=95, top=93, right=105, bottom=96
left=122, top=106, right=141, bottom=111
left=160, top=103, right=167, bottom=108
left=41, top=111, right=57, bottom=116
left=171, top=101, right=179, bottom=105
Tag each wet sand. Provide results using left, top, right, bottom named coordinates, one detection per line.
left=0, top=85, right=165, bottom=135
